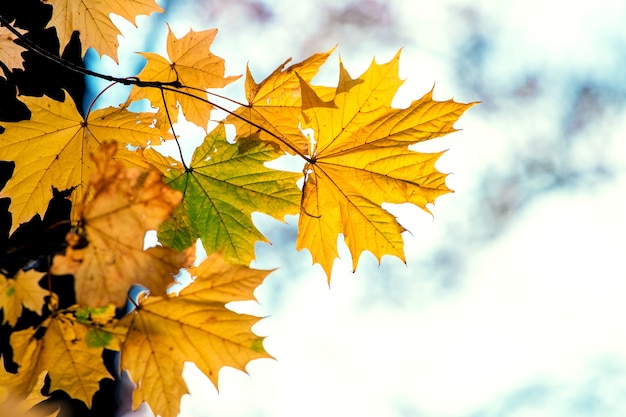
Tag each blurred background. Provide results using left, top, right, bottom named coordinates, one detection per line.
left=87, top=0, right=626, bottom=416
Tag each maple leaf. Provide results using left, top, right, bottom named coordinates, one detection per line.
left=0, top=333, right=45, bottom=408
left=128, top=26, right=239, bottom=130
left=0, top=22, right=27, bottom=77
left=147, top=123, right=301, bottom=265
left=295, top=51, right=476, bottom=277
left=42, top=0, right=163, bottom=61
left=8, top=312, right=113, bottom=408
left=0, top=359, right=57, bottom=417
left=0, top=269, right=48, bottom=326
left=51, top=143, right=194, bottom=307
left=225, top=49, right=334, bottom=155
left=0, top=92, right=169, bottom=232
left=119, top=253, right=271, bottom=417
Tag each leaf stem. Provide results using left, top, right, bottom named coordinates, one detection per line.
left=159, top=88, right=189, bottom=170
left=160, top=85, right=314, bottom=162
left=86, top=80, right=121, bottom=117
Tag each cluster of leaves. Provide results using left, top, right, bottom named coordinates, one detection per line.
left=0, top=0, right=473, bottom=416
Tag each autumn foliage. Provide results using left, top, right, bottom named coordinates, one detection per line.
left=0, top=1, right=473, bottom=416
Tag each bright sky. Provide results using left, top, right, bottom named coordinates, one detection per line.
left=91, top=1, right=626, bottom=416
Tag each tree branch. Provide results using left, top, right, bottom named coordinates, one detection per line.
left=0, top=14, right=181, bottom=89
left=0, top=13, right=313, bottom=162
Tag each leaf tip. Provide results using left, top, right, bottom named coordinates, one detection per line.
left=296, top=73, right=336, bottom=110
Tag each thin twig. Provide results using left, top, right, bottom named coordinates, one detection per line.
left=0, top=14, right=181, bottom=89
left=160, top=85, right=314, bottom=161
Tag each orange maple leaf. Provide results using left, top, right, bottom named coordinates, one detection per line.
left=295, top=51, right=476, bottom=277
left=0, top=22, right=26, bottom=77
left=51, top=143, right=194, bottom=307
left=129, top=25, right=239, bottom=130
left=225, top=49, right=334, bottom=155
left=120, top=253, right=271, bottom=417
left=42, top=0, right=163, bottom=61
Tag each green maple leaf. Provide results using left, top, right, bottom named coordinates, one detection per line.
left=148, top=124, right=301, bottom=264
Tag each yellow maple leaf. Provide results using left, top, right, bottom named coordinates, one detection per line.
left=42, top=0, right=163, bottom=61
left=0, top=269, right=48, bottom=326
left=8, top=313, right=112, bottom=408
left=51, top=143, right=194, bottom=307
left=0, top=358, right=58, bottom=417
left=0, top=92, right=169, bottom=232
left=295, top=51, right=476, bottom=277
left=0, top=22, right=27, bottom=77
left=129, top=26, right=239, bottom=130
left=1, top=332, right=43, bottom=407
left=225, top=49, right=334, bottom=155
left=119, top=253, right=272, bottom=417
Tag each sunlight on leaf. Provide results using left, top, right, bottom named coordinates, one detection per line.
left=129, top=25, right=239, bottom=130
left=149, top=123, right=301, bottom=265
left=43, top=0, right=163, bottom=61
left=120, top=253, right=272, bottom=417
left=296, top=52, right=476, bottom=277
left=226, top=49, right=334, bottom=155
